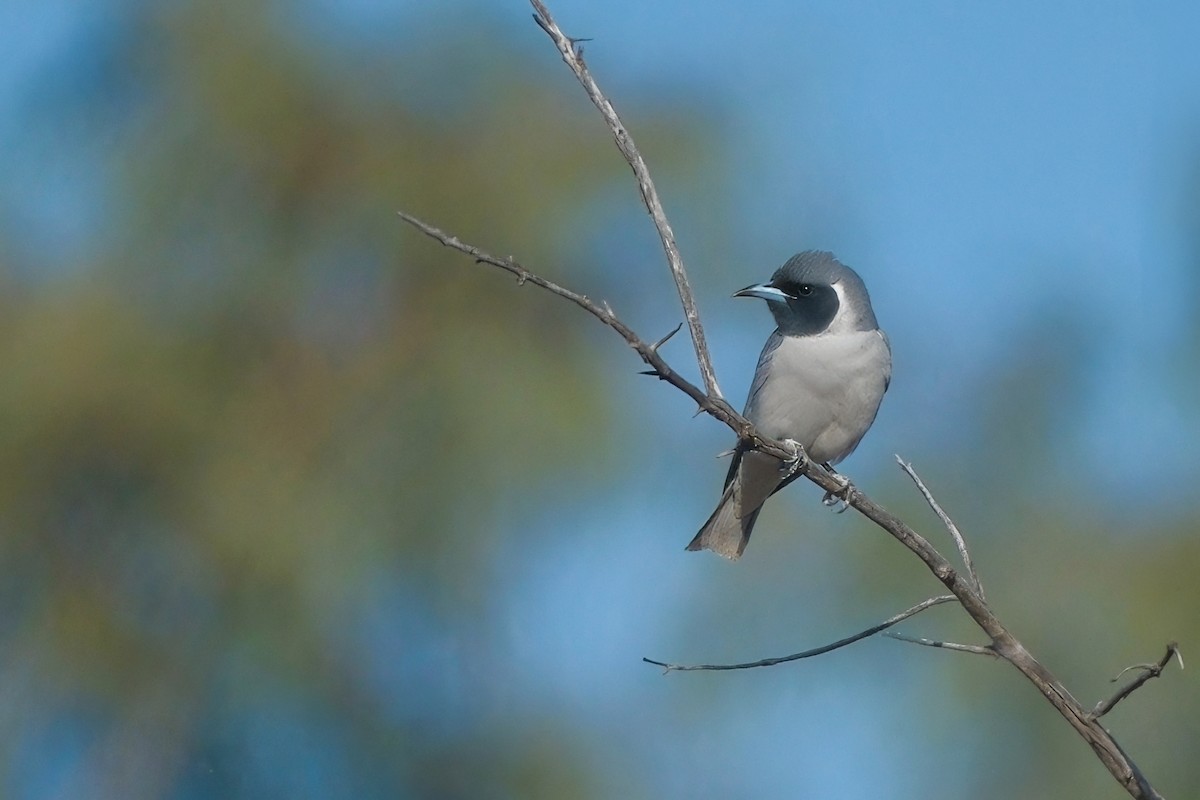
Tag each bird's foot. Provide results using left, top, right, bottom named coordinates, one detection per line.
left=780, top=439, right=807, bottom=479
left=821, top=465, right=853, bottom=513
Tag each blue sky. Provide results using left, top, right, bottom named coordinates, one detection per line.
left=506, top=1, right=1200, bottom=497
left=7, top=2, right=1200, bottom=428
left=267, top=0, right=1200, bottom=495
left=471, top=4, right=1200, bottom=797
left=2, top=2, right=1198, bottom=797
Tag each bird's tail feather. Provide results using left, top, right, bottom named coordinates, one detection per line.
left=687, top=450, right=780, bottom=559
left=686, top=484, right=763, bottom=560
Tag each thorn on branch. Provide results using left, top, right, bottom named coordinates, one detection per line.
left=570, top=37, right=591, bottom=60
left=530, top=10, right=551, bottom=36
left=650, top=323, right=683, bottom=353
left=1090, top=642, right=1183, bottom=720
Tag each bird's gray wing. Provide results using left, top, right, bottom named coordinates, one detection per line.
left=877, top=329, right=892, bottom=392
left=729, top=328, right=890, bottom=502
left=720, top=328, right=784, bottom=492
left=744, top=328, right=784, bottom=417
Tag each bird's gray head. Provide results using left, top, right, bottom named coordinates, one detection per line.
left=734, top=251, right=879, bottom=336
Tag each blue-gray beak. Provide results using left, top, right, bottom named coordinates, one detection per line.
left=733, top=283, right=790, bottom=305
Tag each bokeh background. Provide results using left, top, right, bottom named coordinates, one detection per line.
left=2, top=1, right=1198, bottom=798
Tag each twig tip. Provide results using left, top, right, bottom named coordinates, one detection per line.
left=642, top=657, right=675, bottom=675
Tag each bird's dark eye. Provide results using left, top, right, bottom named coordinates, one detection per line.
left=797, top=284, right=814, bottom=296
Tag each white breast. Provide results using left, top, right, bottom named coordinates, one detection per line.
left=745, top=329, right=890, bottom=465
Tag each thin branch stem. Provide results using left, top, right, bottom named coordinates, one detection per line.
left=398, top=208, right=1167, bottom=798
left=644, top=595, right=956, bottom=672
left=396, top=211, right=784, bottom=462
left=399, top=4, right=1175, bottom=794
left=1090, top=643, right=1183, bottom=720
left=896, top=457, right=985, bottom=601
left=884, top=631, right=998, bottom=658
left=528, top=0, right=723, bottom=400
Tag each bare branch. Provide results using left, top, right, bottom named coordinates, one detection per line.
left=528, top=0, right=723, bottom=400
left=643, top=595, right=956, bottom=673
left=398, top=207, right=1171, bottom=797
left=884, top=631, right=998, bottom=658
left=401, top=4, right=1178, bottom=793
left=1090, top=643, right=1184, bottom=720
left=896, top=456, right=985, bottom=602
left=397, top=211, right=794, bottom=461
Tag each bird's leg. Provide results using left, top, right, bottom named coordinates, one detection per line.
left=780, top=439, right=807, bottom=480
left=821, top=462, right=853, bottom=513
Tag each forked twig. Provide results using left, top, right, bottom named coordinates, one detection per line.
left=896, top=457, right=984, bottom=601
left=401, top=209, right=1166, bottom=797
left=396, top=4, right=1175, bottom=796
left=1090, top=643, right=1183, bottom=720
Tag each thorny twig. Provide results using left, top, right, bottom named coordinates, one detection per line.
left=398, top=206, right=1166, bottom=799
left=1090, top=643, right=1184, bottom=720
left=395, top=4, right=1177, bottom=797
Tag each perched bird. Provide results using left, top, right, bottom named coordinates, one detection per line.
left=687, top=251, right=891, bottom=560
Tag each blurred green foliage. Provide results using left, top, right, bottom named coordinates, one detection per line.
left=0, top=2, right=725, bottom=797
left=1, top=2, right=1196, bottom=799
